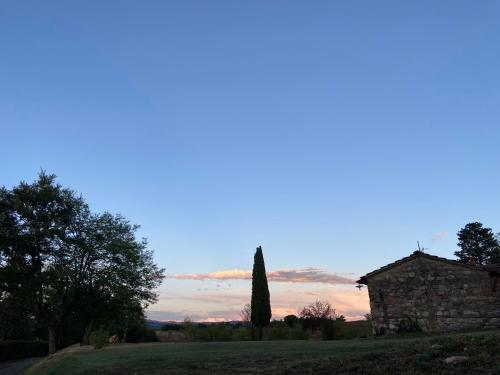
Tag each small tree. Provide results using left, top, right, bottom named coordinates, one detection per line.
left=240, top=303, right=251, bottom=322
left=299, top=300, right=337, bottom=340
left=250, top=246, right=271, bottom=340
left=283, top=315, right=299, bottom=328
left=89, top=328, right=109, bottom=349
left=454, top=222, right=500, bottom=265
left=181, top=317, right=195, bottom=340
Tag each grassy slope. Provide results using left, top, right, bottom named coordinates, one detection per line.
left=25, top=330, right=500, bottom=375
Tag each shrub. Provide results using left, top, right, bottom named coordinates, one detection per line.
left=289, top=324, right=309, bottom=340
left=267, top=322, right=289, bottom=340
left=161, top=323, right=180, bottom=331
left=283, top=315, right=299, bottom=328
left=397, top=316, right=422, bottom=334
left=89, top=329, right=109, bottom=349
left=332, top=320, right=371, bottom=340
left=125, top=324, right=159, bottom=343
left=180, top=317, right=195, bottom=340
left=236, top=326, right=253, bottom=341
left=0, top=341, right=48, bottom=362
left=194, top=324, right=233, bottom=342
left=321, top=319, right=336, bottom=340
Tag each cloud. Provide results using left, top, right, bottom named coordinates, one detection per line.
left=430, top=230, right=448, bottom=242
left=166, top=268, right=355, bottom=285
left=149, top=285, right=370, bottom=322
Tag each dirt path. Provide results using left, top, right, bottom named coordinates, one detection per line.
left=0, top=357, right=44, bottom=375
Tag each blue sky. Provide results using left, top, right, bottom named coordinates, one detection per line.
left=2, top=1, right=500, bottom=320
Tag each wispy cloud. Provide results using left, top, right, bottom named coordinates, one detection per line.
left=430, top=230, right=448, bottom=243
left=166, top=268, right=355, bottom=285
left=148, top=286, right=370, bottom=322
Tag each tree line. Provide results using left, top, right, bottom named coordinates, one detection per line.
left=0, top=172, right=164, bottom=353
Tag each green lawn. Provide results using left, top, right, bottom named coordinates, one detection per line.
left=25, top=330, right=500, bottom=375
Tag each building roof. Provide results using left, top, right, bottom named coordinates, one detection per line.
left=357, top=250, right=500, bottom=285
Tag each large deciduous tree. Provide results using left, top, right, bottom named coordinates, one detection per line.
left=454, top=222, right=500, bottom=265
left=74, top=212, right=164, bottom=345
left=0, top=172, right=86, bottom=353
left=250, top=246, right=271, bottom=340
left=0, top=172, right=164, bottom=353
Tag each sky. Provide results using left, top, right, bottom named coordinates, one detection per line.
left=2, top=1, right=500, bottom=321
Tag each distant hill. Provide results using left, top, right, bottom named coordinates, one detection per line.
left=145, top=319, right=172, bottom=330
left=145, top=319, right=244, bottom=329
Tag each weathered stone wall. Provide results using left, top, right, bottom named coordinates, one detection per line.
left=367, top=258, right=500, bottom=333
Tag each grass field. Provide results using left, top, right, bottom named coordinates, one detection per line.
left=25, top=330, right=500, bottom=375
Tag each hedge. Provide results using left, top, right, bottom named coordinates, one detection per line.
left=0, top=340, right=48, bottom=362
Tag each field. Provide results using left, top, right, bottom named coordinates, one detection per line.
left=25, top=330, right=500, bottom=375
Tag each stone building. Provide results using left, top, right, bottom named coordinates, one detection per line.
left=357, top=251, right=500, bottom=334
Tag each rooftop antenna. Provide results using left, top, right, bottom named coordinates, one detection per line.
left=417, top=241, right=429, bottom=252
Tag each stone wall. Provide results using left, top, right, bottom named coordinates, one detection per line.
left=367, top=257, right=500, bottom=333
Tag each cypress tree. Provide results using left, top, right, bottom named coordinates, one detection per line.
left=250, top=246, right=271, bottom=340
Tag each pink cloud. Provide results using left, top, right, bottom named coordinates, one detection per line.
left=166, top=268, right=355, bottom=285
left=149, top=285, right=370, bottom=322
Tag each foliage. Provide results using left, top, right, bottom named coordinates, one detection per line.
left=267, top=321, right=290, bottom=340
left=0, top=172, right=164, bottom=352
left=161, top=323, right=180, bottom=331
left=283, top=315, right=299, bottom=328
left=454, top=222, right=500, bottom=264
left=250, top=246, right=271, bottom=340
left=89, top=329, right=109, bottom=349
left=0, top=172, right=87, bottom=352
left=125, top=323, right=158, bottom=343
left=0, top=340, right=48, bottom=362
left=180, top=317, right=195, bottom=340
left=194, top=324, right=233, bottom=342
left=299, top=300, right=337, bottom=339
left=299, top=300, right=337, bottom=322
left=239, top=303, right=251, bottom=322
left=236, top=326, right=253, bottom=341
left=397, top=316, right=423, bottom=334
left=333, top=320, right=372, bottom=339
left=289, top=324, right=310, bottom=340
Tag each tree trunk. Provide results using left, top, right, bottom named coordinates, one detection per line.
left=48, top=326, right=57, bottom=355
left=258, top=326, right=263, bottom=341
left=81, top=321, right=93, bottom=346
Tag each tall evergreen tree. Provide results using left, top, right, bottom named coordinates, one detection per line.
left=250, top=246, right=271, bottom=340
left=454, top=222, right=500, bottom=265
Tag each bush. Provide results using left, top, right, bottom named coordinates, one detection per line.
left=267, top=322, right=289, bottom=340
left=332, top=320, right=369, bottom=340
left=289, top=324, right=309, bottom=340
left=89, top=329, right=109, bottom=349
left=180, top=317, right=195, bottom=340
left=194, top=324, right=233, bottom=342
left=283, top=315, right=299, bottom=328
left=236, top=326, right=253, bottom=341
left=321, top=319, right=336, bottom=340
left=125, top=324, right=159, bottom=343
left=0, top=341, right=48, bottom=362
left=161, top=323, right=180, bottom=331
left=398, top=316, right=422, bottom=334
